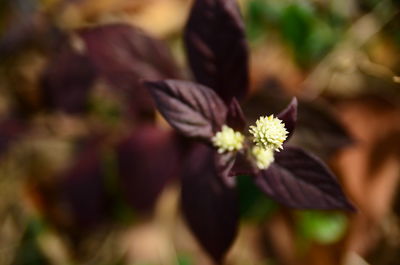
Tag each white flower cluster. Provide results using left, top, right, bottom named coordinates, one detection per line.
left=249, top=115, right=288, bottom=152
left=212, top=125, right=245, bottom=154
left=212, top=115, right=288, bottom=170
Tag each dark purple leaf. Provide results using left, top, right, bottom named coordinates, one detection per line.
left=116, top=126, right=179, bottom=212
left=184, top=0, right=249, bottom=103
left=277, top=97, right=297, bottom=140
left=79, top=23, right=181, bottom=120
left=61, top=139, right=110, bottom=230
left=181, top=144, right=239, bottom=263
left=244, top=80, right=352, bottom=158
left=41, top=43, right=97, bottom=114
left=145, top=80, right=227, bottom=139
left=295, top=100, right=353, bottom=158
left=255, top=146, right=355, bottom=210
left=79, top=23, right=180, bottom=84
left=226, top=98, right=246, bottom=132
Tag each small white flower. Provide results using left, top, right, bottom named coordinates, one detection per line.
left=212, top=125, right=245, bottom=153
left=249, top=115, right=288, bottom=152
left=252, top=146, right=275, bottom=169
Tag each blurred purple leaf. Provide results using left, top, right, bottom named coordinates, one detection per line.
left=255, top=146, right=355, bottom=210
left=181, top=144, right=239, bottom=263
left=79, top=23, right=180, bottom=84
left=277, top=97, right=297, bottom=141
left=61, top=139, right=109, bottom=230
left=41, top=43, right=97, bottom=113
left=145, top=80, right=227, bottom=139
left=41, top=23, right=180, bottom=118
left=226, top=98, right=246, bottom=132
left=79, top=23, right=181, bottom=119
left=184, top=0, right=249, bottom=103
left=296, top=100, right=353, bottom=158
left=116, top=126, right=179, bottom=212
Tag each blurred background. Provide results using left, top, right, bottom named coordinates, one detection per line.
left=0, top=0, right=399, bottom=264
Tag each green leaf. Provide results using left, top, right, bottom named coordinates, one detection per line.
left=297, top=211, right=348, bottom=244
left=12, top=219, right=49, bottom=265
left=245, top=0, right=284, bottom=43
left=176, top=253, right=193, bottom=265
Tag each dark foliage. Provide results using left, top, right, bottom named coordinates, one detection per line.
left=146, top=80, right=227, bottom=139
left=144, top=0, right=354, bottom=262
left=181, top=144, right=239, bottom=263
left=116, top=126, right=179, bottom=212
left=255, top=146, right=355, bottom=210
left=184, top=0, right=249, bottom=103
left=42, top=23, right=180, bottom=120
left=42, top=43, right=97, bottom=113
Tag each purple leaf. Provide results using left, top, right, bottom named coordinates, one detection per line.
left=181, top=144, right=239, bottom=263
left=116, top=126, right=179, bottom=212
left=145, top=80, right=227, bottom=139
left=41, top=43, right=97, bottom=114
left=79, top=23, right=180, bottom=84
left=296, top=100, right=353, bottom=158
left=277, top=97, right=297, bottom=141
left=61, top=139, right=109, bottom=230
left=255, top=146, right=355, bottom=210
left=79, top=23, right=181, bottom=120
left=244, top=82, right=352, bottom=158
left=226, top=98, right=246, bottom=132
left=184, top=0, right=249, bottom=103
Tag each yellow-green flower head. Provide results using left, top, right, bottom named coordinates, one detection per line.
left=249, top=115, right=288, bottom=151
left=212, top=125, right=245, bottom=154
left=252, top=146, right=274, bottom=169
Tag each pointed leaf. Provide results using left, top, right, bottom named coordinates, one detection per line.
left=145, top=80, right=227, bottom=139
left=184, top=0, right=249, bottom=103
left=226, top=98, right=246, bottom=132
left=181, top=144, right=239, bottom=263
left=255, top=146, right=355, bottom=210
left=277, top=97, right=297, bottom=140
left=244, top=84, right=352, bottom=158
